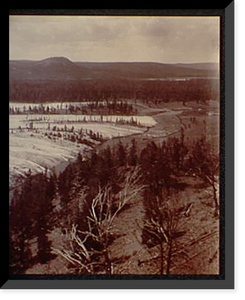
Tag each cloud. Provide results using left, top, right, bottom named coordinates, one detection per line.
left=9, top=16, right=220, bottom=63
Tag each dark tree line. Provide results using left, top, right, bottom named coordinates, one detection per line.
left=44, top=127, right=104, bottom=144
left=9, top=136, right=219, bottom=275
left=9, top=78, right=219, bottom=105
left=9, top=170, right=57, bottom=274
left=9, top=101, right=136, bottom=116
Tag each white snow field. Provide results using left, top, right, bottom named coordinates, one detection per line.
left=9, top=115, right=151, bottom=139
left=9, top=132, right=93, bottom=187
left=9, top=113, right=156, bottom=187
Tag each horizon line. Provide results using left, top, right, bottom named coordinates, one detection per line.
left=9, top=57, right=219, bottom=65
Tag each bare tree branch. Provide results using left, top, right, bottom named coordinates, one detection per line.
left=54, top=166, right=145, bottom=274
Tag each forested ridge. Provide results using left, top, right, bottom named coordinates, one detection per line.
left=9, top=135, right=219, bottom=275
left=9, top=78, right=219, bottom=105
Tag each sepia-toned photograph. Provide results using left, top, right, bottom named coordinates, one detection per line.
left=9, top=13, right=222, bottom=278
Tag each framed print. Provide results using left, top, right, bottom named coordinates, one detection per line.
left=4, top=5, right=234, bottom=289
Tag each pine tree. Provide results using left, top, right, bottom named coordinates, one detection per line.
left=129, top=139, right=138, bottom=166
left=117, top=141, right=126, bottom=167
left=9, top=193, right=33, bottom=274
left=103, top=146, right=114, bottom=169
left=58, top=163, right=76, bottom=205
left=33, top=173, right=56, bottom=265
left=188, top=137, right=219, bottom=215
left=9, top=171, right=38, bottom=274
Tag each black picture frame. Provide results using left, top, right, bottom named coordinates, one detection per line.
left=3, top=1, right=236, bottom=291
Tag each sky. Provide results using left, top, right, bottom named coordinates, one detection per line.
left=9, top=15, right=220, bottom=63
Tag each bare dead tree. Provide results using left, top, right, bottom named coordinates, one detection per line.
left=53, top=166, right=145, bottom=274
left=141, top=185, right=220, bottom=275
left=142, top=192, right=193, bottom=275
left=52, top=224, right=95, bottom=273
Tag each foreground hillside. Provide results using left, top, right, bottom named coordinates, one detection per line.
left=10, top=134, right=219, bottom=276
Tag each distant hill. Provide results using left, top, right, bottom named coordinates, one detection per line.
left=9, top=57, right=219, bottom=81
left=35, top=57, right=75, bottom=67
left=9, top=57, right=92, bottom=80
